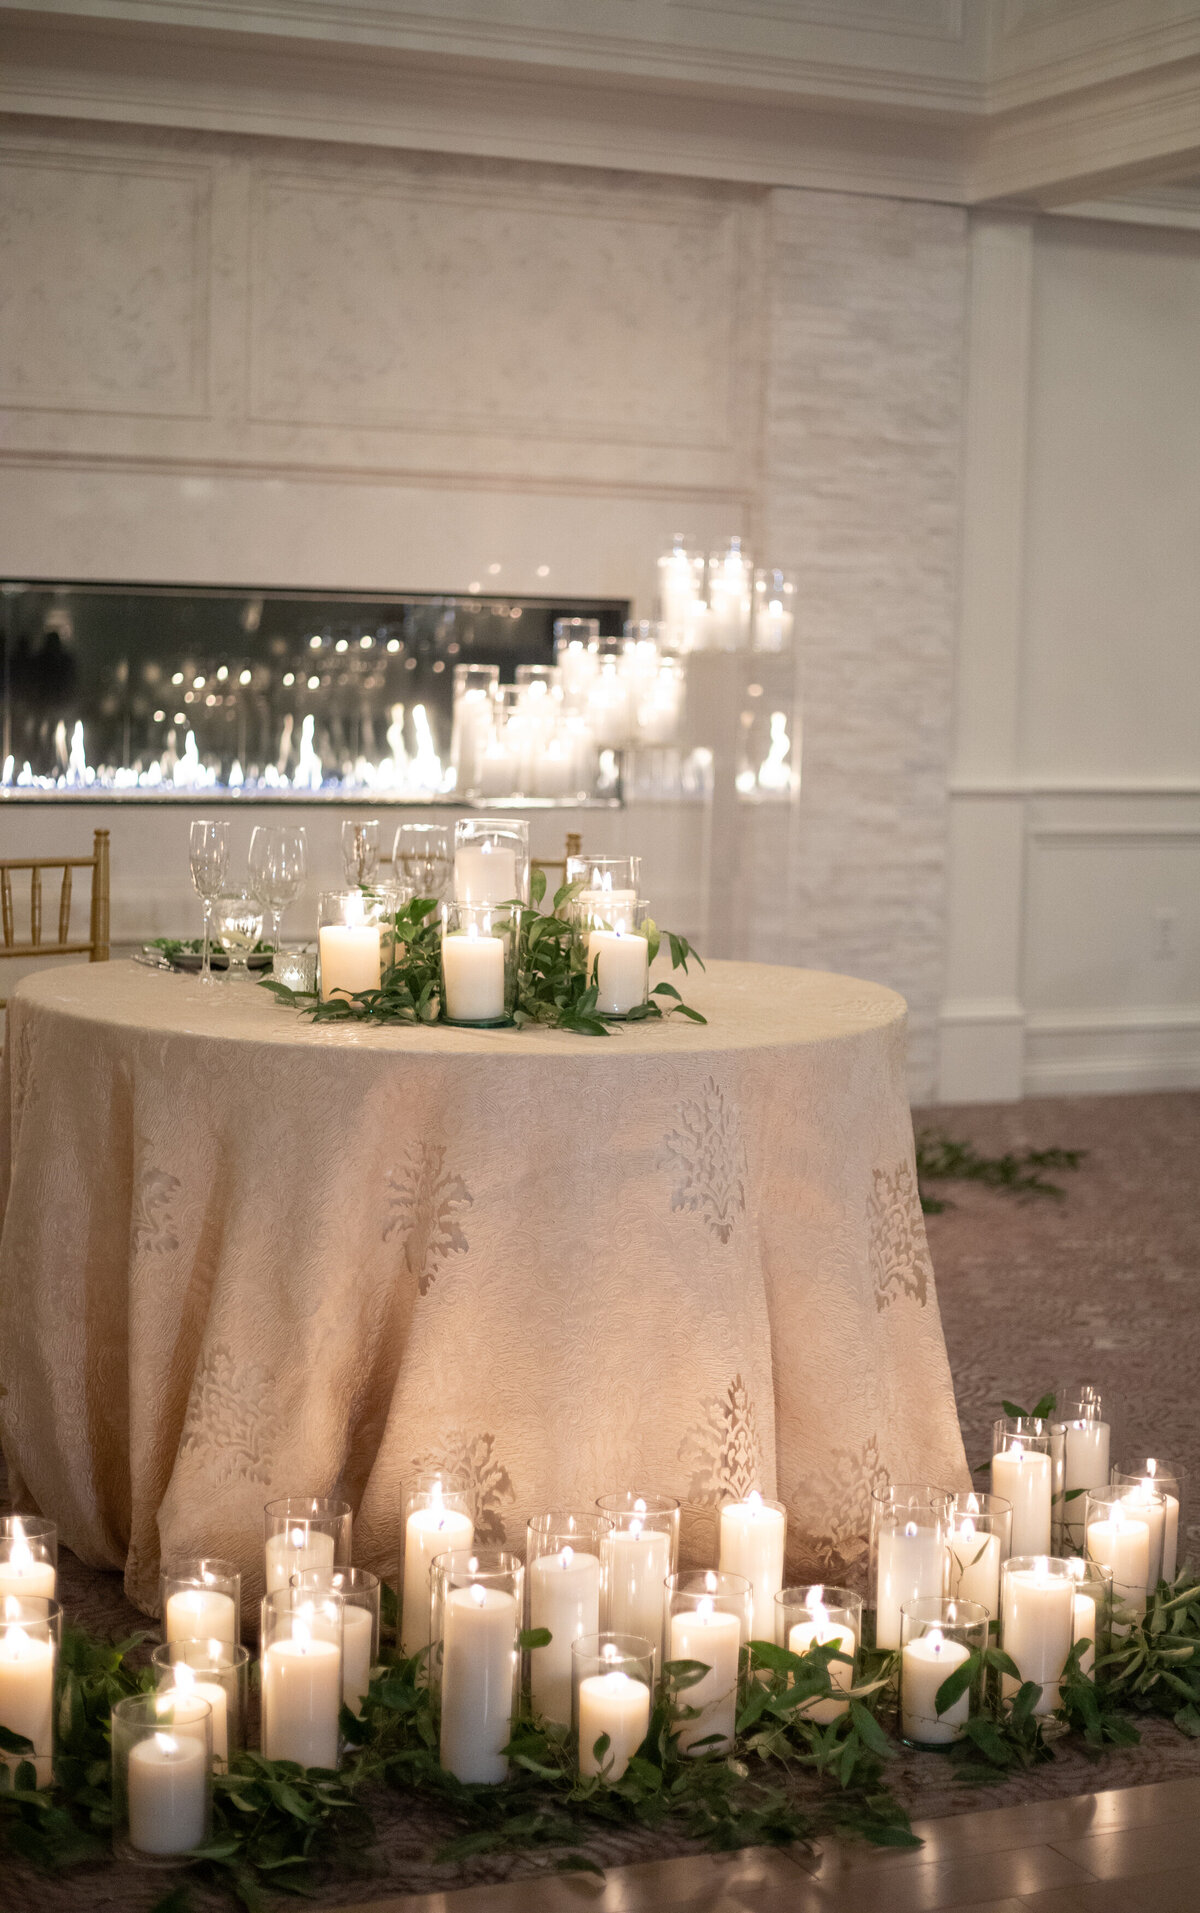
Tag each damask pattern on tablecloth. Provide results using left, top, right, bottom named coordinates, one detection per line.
left=131, top=1164, right=181, bottom=1255
left=179, top=1343, right=280, bottom=1489
left=789, top=1433, right=890, bottom=1589
left=383, top=1141, right=473, bottom=1296
left=658, top=1075, right=747, bottom=1244
left=868, top=1162, right=931, bottom=1312
left=679, top=1374, right=764, bottom=1506
left=411, top=1431, right=515, bottom=1546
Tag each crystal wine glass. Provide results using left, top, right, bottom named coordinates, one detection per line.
left=211, top=890, right=264, bottom=983
left=392, top=823, right=453, bottom=901
left=188, top=819, right=230, bottom=985
left=248, top=824, right=309, bottom=955
left=341, top=819, right=381, bottom=887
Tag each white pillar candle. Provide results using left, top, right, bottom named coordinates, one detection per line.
left=402, top=1498, right=475, bottom=1656
left=1162, top=1494, right=1181, bottom=1582
left=718, top=1494, right=786, bottom=1642
left=261, top=1625, right=342, bottom=1769
left=442, top=931, right=506, bottom=1021
left=992, top=1446, right=1051, bottom=1557
left=788, top=1607, right=856, bottom=1723
left=1086, top=1508, right=1150, bottom=1613
left=340, top=1606, right=374, bottom=1713
left=874, top=1522, right=945, bottom=1651
left=668, top=1599, right=741, bottom=1755
left=127, top=1731, right=207, bottom=1855
left=318, top=924, right=381, bottom=1002
left=578, top=1669, right=651, bottom=1779
left=0, top=1618, right=54, bottom=1785
left=578, top=887, right=638, bottom=924
left=1071, top=1590, right=1097, bottom=1677
left=439, top=1584, right=517, bottom=1784
left=946, top=1519, right=1001, bottom=1618
left=454, top=843, right=517, bottom=905
left=586, top=930, right=649, bottom=1018
left=165, top=1664, right=229, bottom=1767
left=1121, top=1484, right=1165, bottom=1587
left=0, top=1534, right=55, bottom=1603
left=1001, top=1567, right=1074, bottom=1713
left=901, top=1628, right=970, bottom=1745
left=603, top=1523, right=671, bottom=1653
left=265, top=1525, right=336, bottom=1596
left=165, top=1585, right=236, bottom=1648
left=1060, top=1420, right=1111, bottom=1544
left=529, top=1548, right=602, bottom=1727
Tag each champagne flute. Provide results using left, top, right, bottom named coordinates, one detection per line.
left=248, top=824, right=309, bottom=955
left=188, top=819, right=230, bottom=985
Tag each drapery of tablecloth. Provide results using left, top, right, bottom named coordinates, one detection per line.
left=0, top=960, right=967, bottom=1617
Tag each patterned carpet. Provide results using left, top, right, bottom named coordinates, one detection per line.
left=3, top=1090, right=1199, bottom=1908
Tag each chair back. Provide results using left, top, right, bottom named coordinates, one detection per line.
left=0, top=827, right=110, bottom=965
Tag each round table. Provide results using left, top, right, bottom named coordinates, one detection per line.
left=0, top=960, right=967, bottom=1616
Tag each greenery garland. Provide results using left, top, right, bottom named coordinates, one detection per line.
left=260, top=872, right=706, bottom=1034
left=6, top=1395, right=1200, bottom=1908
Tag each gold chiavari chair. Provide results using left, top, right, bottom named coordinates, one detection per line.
left=530, top=831, right=583, bottom=898
left=0, top=827, right=110, bottom=1009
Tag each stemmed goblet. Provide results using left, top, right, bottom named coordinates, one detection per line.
left=392, top=823, right=453, bottom=902
left=341, top=820, right=381, bottom=887
left=188, top=819, right=230, bottom=986
left=248, top=824, right=309, bottom=956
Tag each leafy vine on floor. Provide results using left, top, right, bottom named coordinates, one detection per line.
left=916, top=1128, right=1085, bottom=1214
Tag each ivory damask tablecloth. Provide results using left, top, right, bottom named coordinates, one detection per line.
left=0, top=960, right=968, bottom=1617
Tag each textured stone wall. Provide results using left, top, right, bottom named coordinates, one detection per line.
left=759, top=190, right=968, bottom=1098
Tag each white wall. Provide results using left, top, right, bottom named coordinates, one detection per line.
left=941, top=211, right=1200, bottom=1099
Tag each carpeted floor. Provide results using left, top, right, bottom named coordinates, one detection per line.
left=3, top=1089, right=1198, bottom=1909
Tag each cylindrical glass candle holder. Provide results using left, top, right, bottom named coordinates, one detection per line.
left=900, top=1598, right=988, bottom=1748
left=1112, top=1460, right=1186, bottom=1582
left=868, top=1486, right=950, bottom=1651
left=1051, top=1392, right=1112, bottom=1553
left=752, top=568, right=797, bottom=653
left=431, top=1549, right=523, bottom=1785
left=566, top=855, right=642, bottom=927
left=596, top=1492, right=679, bottom=1663
left=571, top=1633, right=654, bottom=1781
left=0, top=1516, right=57, bottom=1601
left=774, top=1585, right=862, bottom=1722
left=160, top=1557, right=240, bottom=1648
left=554, top=618, right=601, bottom=701
left=271, top=948, right=317, bottom=994
left=0, top=1594, right=61, bottom=1786
left=992, top=1418, right=1054, bottom=1558
left=293, top=1567, right=380, bottom=1717
left=944, top=1494, right=1012, bottom=1620
left=1084, top=1485, right=1157, bottom=1615
left=718, top=1492, right=786, bottom=1644
left=1000, top=1555, right=1076, bottom=1715
left=317, top=890, right=388, bottom=1003
left=526, top=1512, right=611, bottom=1727
left=451, top=666, right=501, bottom=799
left=260, top=1587, right=344, bottom=1769
left=453, top=817, right=530, bottom=907
left=401, top=1476, right=475, bottom=1660
left=263, top=1498, right=351, bottom=1597
left=439, top=901, right=517, bottom=1026
left=111, top=1691, right=212, bottom=1863
left=150, top=1639, right=250, bottom=1769
left=1064, top=1556, right=1112, bottom=1677
left=664, top=1570, right=752, bottom=1756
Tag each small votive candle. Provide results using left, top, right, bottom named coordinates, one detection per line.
left=775, top=1585, right=861, bottom=1723
left=402, top=1477, right=474, bottom=1658
left=151, top=1638, right=251, bottom=1768
left=718, top=1491, right=786, bottom=1642
left=900, top=1598, right=987, bottom=1747
left=263, top=1498, right=350, bottom=1596
left=112, top=1691, right=212, bottom=1862
left=572, top=1634, right=654, bottom=1780
left=0, top=1517, right=56, bottom=1603
left=1112, top=1459, right=1185, bottom=1583
left=160, top=1557, right=240, bottom=1648
left=665, top=1570, right=752, bottom=1757
left=260, top=1590, right=344, bottom=1770
left=317, top=890, right=385, bottom=1002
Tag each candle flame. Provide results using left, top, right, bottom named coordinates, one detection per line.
left=3, top=1596, right=20, bottom=1622
left=629, top=1517, right=644, bottom=1541
left=289, top=1526, right=307, bottom=1548
left=1067, top=1558, right=1086, bottom=1579
left=904, top=1521, right=919, bottom=1539
left=704, top=1570, right=718, bottom=1594
left=747, top=1490, right=763, bottom=1513
left=697, top=1596, right=715, bottom=1623
left=927, top=1627, right=945, bottom=1654
left=634, top=1497, right=647, bottom=1513
left=602, top=1642, right=621, bottom=1664
left=470, top=1583, right=488, bottom=1608
left=1147, top=1459, right=1159, bottom=1480
left=155, top=1733, right=179, bottom=1757
left=960, top=1515, right=977, bottom=1539
left=468, top=1555, right=479, bottom=1575
left=171, top=1662, right=197, bottom=1697
left=559, top=1546, right=574, bottom=1570
left=9, top=1531, right=33, bottom=1575
left=807, top=1584, right=824, bottom=1607
left=202, top=1567, right=215, bottom=1587
left=1006, top=1443, right=1024, bottom=1461
left=208, top=1639, right=224, bottom=1660
left=294, top=1616, right=313, bottom=1651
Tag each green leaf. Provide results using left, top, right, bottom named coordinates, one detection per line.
left=934, top=1652, right=979, bottom=1717
left=520, top=1628, right=553, bottom=1651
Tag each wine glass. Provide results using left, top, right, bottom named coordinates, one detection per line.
left=188, top=819, right=230, bottom=985
left=341, top=819, right=381, bottom=887
left=392, top=823, right=453, bottom=901
left=211, top=891, right=264, bottom=983
left=248, top=824, right=309, bottom=955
